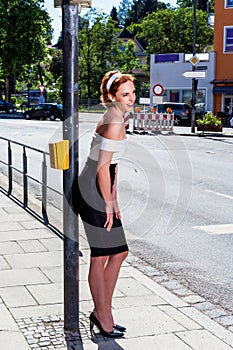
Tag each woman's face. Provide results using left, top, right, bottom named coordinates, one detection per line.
left=113, top=81, right=136, bottom=112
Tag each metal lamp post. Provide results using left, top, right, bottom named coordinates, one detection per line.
left=54, top=0, right=92, bottom=339
left=191, top=0, right=197, bottom=133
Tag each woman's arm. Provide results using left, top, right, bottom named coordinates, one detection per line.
left=112, top=164, right=121, bottom=219
left=97, top=150, right=114, bottom=232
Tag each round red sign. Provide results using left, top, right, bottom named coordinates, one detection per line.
left=153, top=84, right=164, bottom=96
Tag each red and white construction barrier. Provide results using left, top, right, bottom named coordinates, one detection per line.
left=133, top=113, right=174, bottom=133
left=124, top=112, right=130, bottom=132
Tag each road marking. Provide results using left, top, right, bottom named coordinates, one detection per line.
left=205, top=189, right=233, bottom=200
left=193, top=224, right=233, bottom=235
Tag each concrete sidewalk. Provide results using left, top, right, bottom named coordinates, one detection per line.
left=0, top=192, right=233, bottom=350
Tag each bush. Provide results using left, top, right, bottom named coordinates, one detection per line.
left=196, top=112, right=222, bottom=126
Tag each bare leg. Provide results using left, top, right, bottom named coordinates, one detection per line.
left=104, top=251, right=128, bottom=325
left=88, top=255, right=113, bottom=331
left=88, top=251, right=128, bottom=331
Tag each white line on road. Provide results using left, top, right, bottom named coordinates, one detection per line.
left=193, top=224, right=233, bottom=235
left=205, top=189, right=233, bottom=200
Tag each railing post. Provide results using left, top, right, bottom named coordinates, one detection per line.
left=8, top=141, right=12, bottom=195
left=23, top=146, right=28, bottom=208
left=42, top=153, right=49, bottom=225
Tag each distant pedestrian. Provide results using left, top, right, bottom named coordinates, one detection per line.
left=73, top=70, right=136, bottom=338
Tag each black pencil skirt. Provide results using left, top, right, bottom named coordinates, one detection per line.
left=72, top=158, right=128, bottom=257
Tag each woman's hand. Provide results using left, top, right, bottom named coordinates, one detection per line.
left=104, top=202, right=114, bottom=232
left=113, top=199, right=121, bottom=220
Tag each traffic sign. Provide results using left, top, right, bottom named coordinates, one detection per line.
left=153, top=84, right=164, bottom=96
left=189, top=55, right=200, bottom=66
left=182, top=71, right=206, bottom=78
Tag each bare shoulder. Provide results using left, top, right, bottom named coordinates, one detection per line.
left=97, top=114, right=125, bottom=140
left=103, top=122, right=125, bottom=140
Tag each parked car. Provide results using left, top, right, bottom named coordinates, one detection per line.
left=23, top=103, right=63, bottom=121
left=156, top=102, right=192, bottom=126
left=0, top=100, right=17, bottom=114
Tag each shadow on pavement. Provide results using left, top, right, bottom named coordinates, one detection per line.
left=0, top=112, right=23, bottom=119
left=91, top=334, right=125, bottom=350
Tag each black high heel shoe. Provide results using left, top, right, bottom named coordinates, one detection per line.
left=89, top=312, right=124, bottom=338
left=114, top=324, right=126, bottom=332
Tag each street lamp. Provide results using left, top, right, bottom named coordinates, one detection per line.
left=53, top=0, right=92, bottom=339
left=54, top=0, right=92, bottom=12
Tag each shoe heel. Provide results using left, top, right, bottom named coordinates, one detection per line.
left=90, top=319, right=96, bottom=337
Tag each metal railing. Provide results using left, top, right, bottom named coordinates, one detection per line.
left=0, top=136, right=63, bottom=238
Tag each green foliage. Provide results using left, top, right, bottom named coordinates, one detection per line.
left=196, top=112, right=222, bottom=125
left=0, top=0, right=52, bottom=100
left=130, top=7, right=213, bottom=55
left=176, top=0, right=215, bottom=12
left=77, top=9, right=144, bottom=99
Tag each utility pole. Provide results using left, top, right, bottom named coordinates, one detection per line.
left=191, top=0, right=197, bottom=133
left=54, top=0, right=92, bottom=342
left=62, top=0, right=79, bottom=335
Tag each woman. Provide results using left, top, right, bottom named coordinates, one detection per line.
left=73, top=70, right=136, bottom=338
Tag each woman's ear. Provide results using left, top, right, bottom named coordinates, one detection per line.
left=108, top=93, right=115, bottom=102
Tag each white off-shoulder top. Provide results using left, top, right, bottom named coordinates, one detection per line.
left=88, top=132, right=127, bottom=164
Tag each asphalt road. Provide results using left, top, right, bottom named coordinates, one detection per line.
left=0, top=112, right=233, bottom=312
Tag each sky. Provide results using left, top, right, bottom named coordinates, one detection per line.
left=44, top=0, right=177, bottom=44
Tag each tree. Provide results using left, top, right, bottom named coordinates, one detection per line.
left=0, top=0, right=52, bottom=101
left=124, top=0, right=170, bottom=27
left=177, top=0, right=214, bottom=12
left=118, top=0, right=132, bottom=27
left=129, top=7, right=213, bottom=71
left=110, top=6, right=119, bottom=26
left=78, top=11, right=121, bottom=98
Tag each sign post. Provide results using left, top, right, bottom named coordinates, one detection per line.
left=191, top=0, right=197, bottom=134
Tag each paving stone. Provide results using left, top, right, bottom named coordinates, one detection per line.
left=116, top=277, right=154, bottom=297
left=27, top=283, right=63, bottom=305
left=0, top=303, right=19, bottom=331
left=0, top=331, right=30, bottom=349
left=40, top=266, right=63, bottom=283
left=0, top=241, right=24, bottom=254
left=10, top=303, right=63, bottom=319
left=205, top=308, right=230, bottom=319
left=4, top=251, right=63, bottom=269
left=20, top=220, right=45, bottom=229
left=0, top=255, right=10, bottom=270
left=117, top=333, right=192, bottom=350
left=176, top=329, right=233, bottom=350
left=0, top=285, right=37, bottom=307
left=153, top=275, right=170, bottom=283
left=158, top=305, right=202, bottom=331
left=194, top=301, right=215, bottom=311
left=18, top=239, right=47, bottom=253
left=161, top=281, right=184, bottom=290
left=39, top=237, right=63, bottom=251
left=0, top=268, right=49, bottom=287
left=182, top=295, right=206, bottom=304
left=0, top=222, right=23, bottom=232
left=173, top=288, right=193, bottom=297
left=216, top=315, right=233, bottom=326
left=0, top=229, right=51, bottom=242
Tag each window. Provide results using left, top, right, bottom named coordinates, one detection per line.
left=226, top=0, right=233, bottom=8
left=224, top=27, right=233, bottom=53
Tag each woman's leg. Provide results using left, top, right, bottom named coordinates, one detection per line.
left=88, top=251, right=128, bottom=331
left=88, top=255, right=113, bottom=332
left=104, top=251, right=128, bottom=325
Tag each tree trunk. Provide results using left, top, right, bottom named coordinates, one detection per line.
left=5, top=76, right=11, bottom=102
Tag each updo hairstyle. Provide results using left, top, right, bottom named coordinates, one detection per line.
left=100, top=70, right=134, bottom=105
